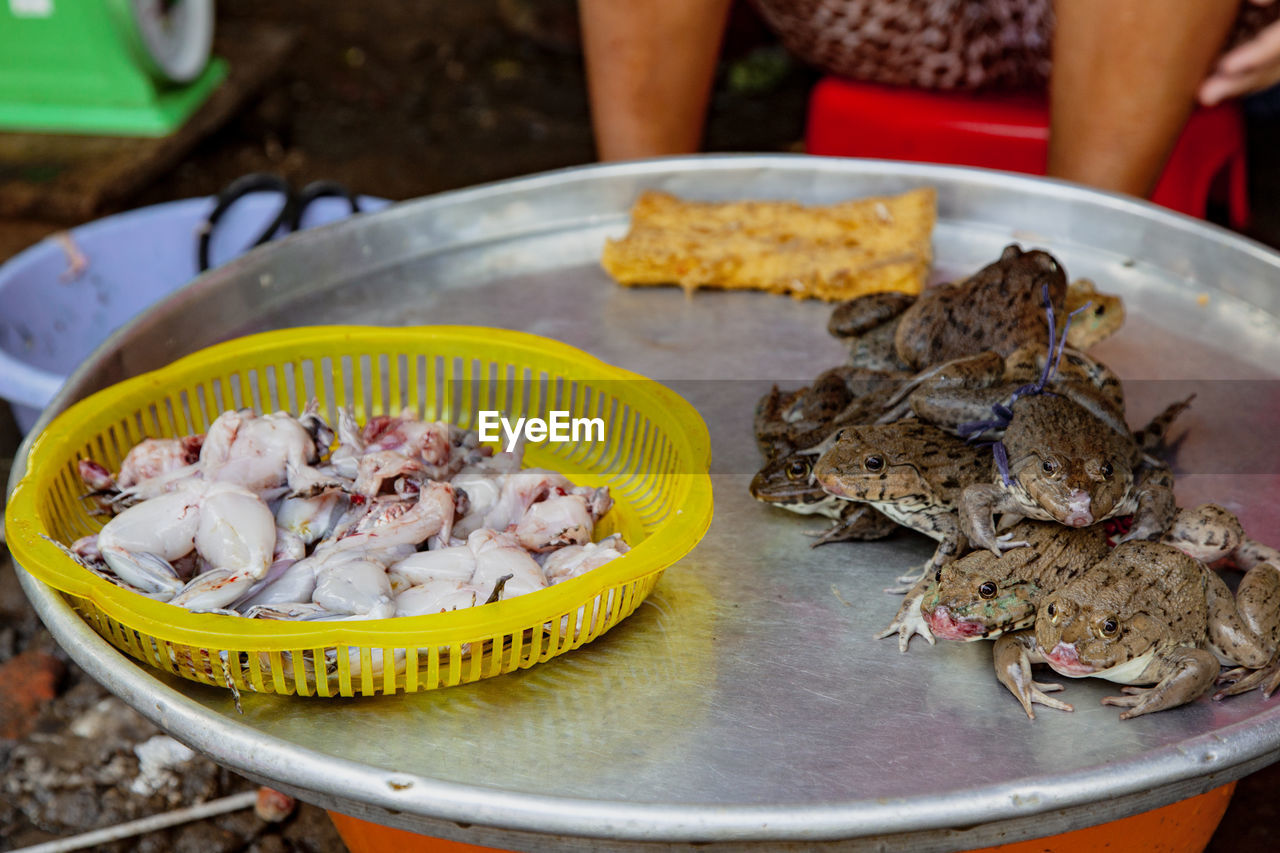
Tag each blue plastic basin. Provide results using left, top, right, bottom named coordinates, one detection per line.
left=0, top=193, right=389, bottom=433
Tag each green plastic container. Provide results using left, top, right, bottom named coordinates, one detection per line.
left=0, top=0, right=225, bottom=136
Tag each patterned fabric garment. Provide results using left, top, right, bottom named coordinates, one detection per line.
left=749, top=0, right=1280, bottom=91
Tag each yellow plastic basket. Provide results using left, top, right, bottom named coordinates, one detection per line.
left=5, top=326, right=714, bottom=697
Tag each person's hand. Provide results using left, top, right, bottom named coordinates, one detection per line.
left=1200, top=1, right=1280, bottom=106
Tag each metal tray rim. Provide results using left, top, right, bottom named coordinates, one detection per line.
left=12, top=154, right=1280, bottom=844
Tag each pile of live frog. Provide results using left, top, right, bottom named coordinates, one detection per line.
left=749, top=244, right=1280, bottom=720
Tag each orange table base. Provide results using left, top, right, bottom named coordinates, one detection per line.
left=327, top=783, right=1235, bottom=853
left=328, top=811, right=506, bottom=853
left=967, top=783, right=1235, bottom=853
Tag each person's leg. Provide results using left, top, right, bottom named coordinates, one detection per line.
left=1048, top=0, right=1241, bottom=197
left=578, top=0, right=733, bottom=160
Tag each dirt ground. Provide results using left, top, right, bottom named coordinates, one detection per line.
left=3, top=1, right=1280, bottom=851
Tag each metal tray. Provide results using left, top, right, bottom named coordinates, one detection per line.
left=11, top=156, right=1280, bottom=851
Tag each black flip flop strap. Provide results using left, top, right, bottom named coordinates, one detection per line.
left=197, top=172, right=293, bottom=273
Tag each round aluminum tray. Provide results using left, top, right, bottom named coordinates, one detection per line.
left=11, top=156, right=1280, bottom=851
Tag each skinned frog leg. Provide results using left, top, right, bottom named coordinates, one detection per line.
left=1101, top=647, right=1221, bottom=720
left=993, top=631, right=1073, bottom=719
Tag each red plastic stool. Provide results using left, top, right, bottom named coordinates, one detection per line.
left=806, top=77, right=1250, bottom=228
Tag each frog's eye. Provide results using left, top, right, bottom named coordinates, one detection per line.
left=832, top=429, right=847, bottom=443
left=1100, top=461, right=1114, bottom=479
left=1099, top=617, right=1119, bottom=638
left=1046, top=601, right=1060, bottom=623
left=978, top=581, right=997, bottom=599
left=785, top=459, right=810, bottom=480
left=864, top=455, right=885, bottom=472
left=1040, top=458, right=1058, bottom=475
left=934, top=569, right=943, bottom=582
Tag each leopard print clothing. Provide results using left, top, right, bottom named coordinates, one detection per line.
left=750, top=0, right=1280, bottom=91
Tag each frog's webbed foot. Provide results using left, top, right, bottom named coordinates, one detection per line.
left=994, top=531, right=1032, bottom=551
left=885, top=573, right=927, bottom=595
left=1104, top=648, right=1218, bottom=719
left=1016, top=681, right=1073, bottom=720
left=804, top=525, right=851, bottom=548
left=1214, top=662, right=1280, bottom=701
left=891, top=563, right=930, bottom=589
left=994, top=633, right=1073, bottom=719
left=887, top=531, right=967, bottom=593
left=1101, top=686, right=1168, bottom=719
left=805, top=505, right=899, bottom=547
left=889, top=554, right=956, bottom=593
left=875, top=579, right=935, bottom=652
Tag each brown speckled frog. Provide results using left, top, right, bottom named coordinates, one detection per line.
left=749, top=451, right=900, bottom=546
left=812, top=422, right=991, bottom=590
left=828, top=245, right=1124, bottom=370
left=883, top=504, right=1280, bottom=718
left=885, top=343, right=1128, bottom=438
left=958, top=394, right=1188, bottom=557
left=1004, top=539, right=1280, bottom=719
left=875, top=520, right=1111, bottom=653
left=754, top=366, right=909, bottom=460
left=914, top=505, right=1280, bottom=716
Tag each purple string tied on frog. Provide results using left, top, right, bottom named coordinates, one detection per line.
left=957, top=283, right=1092, bottom=486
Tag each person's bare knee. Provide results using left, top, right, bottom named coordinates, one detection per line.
left=1048, top=0, right=1240, bottom=196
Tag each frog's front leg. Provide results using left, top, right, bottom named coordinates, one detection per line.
left=875, top=576, right=936, bottom=652
left=993, top=631, right=1073, bottom=719
left=961, top=484, right=1032, bottom=557
left=1117, top=461, right=1177, bottom=544
left=1100, top=647, right=1220, bottom=719
left=888, top=519, right=967, bottom=592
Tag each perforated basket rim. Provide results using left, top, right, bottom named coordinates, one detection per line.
left=5, top=325, right=714, bottom=653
